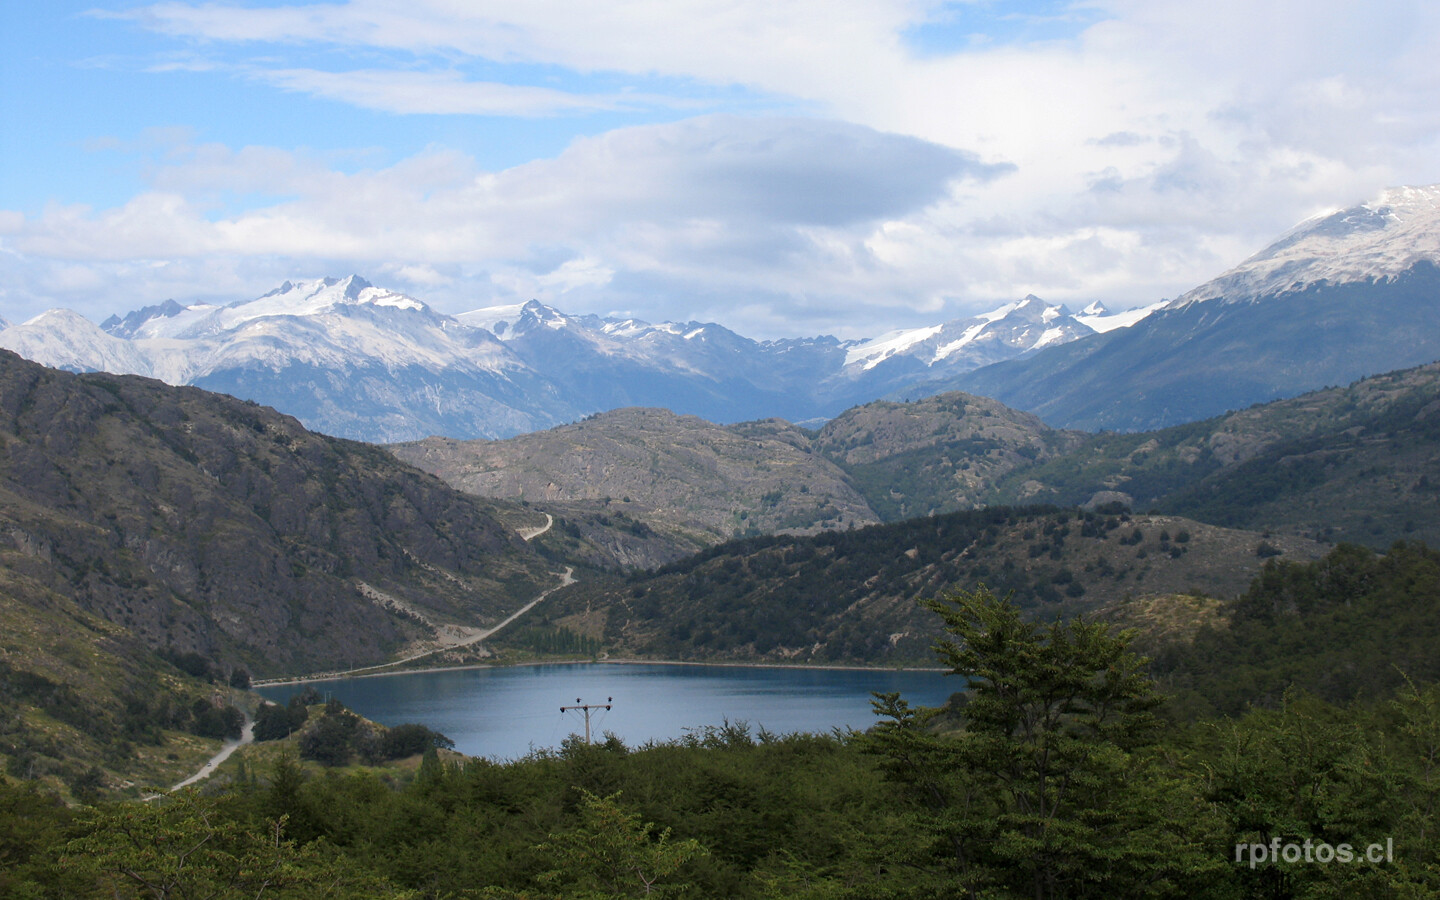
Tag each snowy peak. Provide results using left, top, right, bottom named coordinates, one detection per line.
left=461, top=299, right=731, bottom=349
left=1173, top=182, right=1440, bottom=307
left=1075, top=298, right=1169, bottom=334
left=514, top=299, right=581, bottom=334
left=0, top=309, right=154, bottom=376
left=1011, top=294, right=1071, bottom=322
left=842, top=295, right=1110, bottom=374
left=458, top=299, right=583, bottom=339
left=101, top=298, right=187, bottom=339
left=237, top=275, right=426, bottom=318
left=105, top=276, right=432, bottom=343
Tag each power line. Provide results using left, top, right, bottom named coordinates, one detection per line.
left=560, top=696, right=613, bottom=744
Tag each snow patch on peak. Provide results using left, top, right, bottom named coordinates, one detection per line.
left=101, top=298, right=188, bottom=338
left=1075, top=299, right=1166, bottom=333
left=456, top=303, right=527, bottom=337
left=1031, top=326, right=1068, bottom=350
left=844, top=324, right=945, bottom=369
left=599, top=318, right=654, bottom=338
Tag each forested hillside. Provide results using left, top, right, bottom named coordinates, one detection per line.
left=529, top=505, right=1323, bottom=665
left=980, top=361, right=1440, bottom=548
left=5, top=541, right=1439, bottom=898
left=0, top=350, right=564, bottom=798
left=1149, top=540, right=1440, bottom=719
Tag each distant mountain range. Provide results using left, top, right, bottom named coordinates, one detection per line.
left=3, top=184, right=1438, bottom=441
left=0, top=279, right=1144, bottom=443
left=930, top=185, right=1440, bottom=430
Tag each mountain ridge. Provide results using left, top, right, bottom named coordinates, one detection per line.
left=0, top=349, right=557, bottom=677
left=1, top=279, right=1144, bottom=442
left=405, top=358, right=1440, bottom=556
left=921, top=183, right=1440, bottom=431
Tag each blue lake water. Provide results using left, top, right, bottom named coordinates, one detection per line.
left=256, top=663, right=958, bottom=761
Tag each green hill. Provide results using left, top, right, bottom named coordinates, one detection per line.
left=527, top=505, right=1324, bottom=665
left=979, top=361, right=1440, bottom=547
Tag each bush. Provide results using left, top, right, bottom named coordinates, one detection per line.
left=253, top=700, right=309, bottom=742
left=380, top=724, right=455, bottom=761
left=190, top=702, right=244, bottom=740
left=299, top=715, right=356, bottom=767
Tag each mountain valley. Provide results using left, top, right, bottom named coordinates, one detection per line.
left=3, top=182, right=1440, bottom=816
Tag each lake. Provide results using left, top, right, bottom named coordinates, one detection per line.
left=256, top=662, right=959, bottom=761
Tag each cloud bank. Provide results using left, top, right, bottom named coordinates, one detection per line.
left=4, top=0, right=1438, bottom=337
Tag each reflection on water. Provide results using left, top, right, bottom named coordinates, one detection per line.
left=257, top=663, right=957, bottom=761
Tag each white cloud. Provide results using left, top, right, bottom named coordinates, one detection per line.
left=15, top=0, right=1440, bottom=338
left=118, top=0, right=924, bottom=89
left=1, top=116, right=997, bottom=333
left=253, top=68, right=673, bottom=117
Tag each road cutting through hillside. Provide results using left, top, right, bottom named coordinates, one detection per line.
left=166, top=557, right=574, bottom=788
left=165, top=712, right=254, bottom=794
left=518, top=513, right=554, bottom=541
left=252, top=564, right=577, bottom=687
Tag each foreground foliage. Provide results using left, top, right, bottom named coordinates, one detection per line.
left=6, top=545, right=1440, bottom=898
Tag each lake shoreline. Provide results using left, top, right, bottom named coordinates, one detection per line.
left=252, top=656, right=951, bottom=688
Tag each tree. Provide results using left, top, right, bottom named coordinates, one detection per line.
left=1204, top=686, right=1440, bottom=898
left=868, top=585, right=1223, bottom=898
left=64, top=790, right=406, bottom=898
left=380, top=723, right=455, bottom=761
left=254, top=700, right=309, bottom=742
left=534, top=790, right=706, bottom=898
left=299, top=707, right=359, bottom=767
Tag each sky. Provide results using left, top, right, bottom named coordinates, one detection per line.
left=1, top=0, right=1438, bottom=339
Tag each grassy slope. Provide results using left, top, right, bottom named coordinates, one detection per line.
left=0, top=564, right=233, bottom=800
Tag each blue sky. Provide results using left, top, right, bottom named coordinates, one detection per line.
left=3, top=0, right=1438, bottom=337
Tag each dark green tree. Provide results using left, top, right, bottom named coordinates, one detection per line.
left=534, top=790, right=707, bottom=899
left=64, top=790, right=406, bottom=898
left=868, top=585, right=1225, bottom=898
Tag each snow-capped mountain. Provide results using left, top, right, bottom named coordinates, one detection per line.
left=1, top=276, right=1158, bottom=441
left=939, top=183, right=1440, bottom=431
left=1, top=276, right=574, bottom=441
left=0, top=309, right=156, bottom=377
left=1172, top=185, right=1440, bottom=308
left=839, top=296, right=1103, bottom=376
left=459, top=299, right=854, bottom=424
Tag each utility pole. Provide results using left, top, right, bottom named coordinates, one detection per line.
left=560, top=696, right=613, bottom=744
